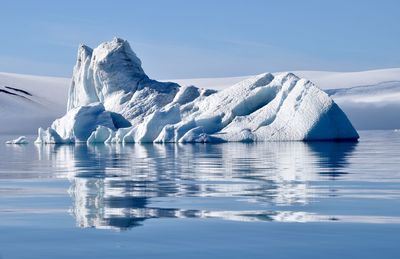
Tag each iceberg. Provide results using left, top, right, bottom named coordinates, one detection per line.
left=36, top=38, right=359, bottom=144
left=5, top=136, right=29, bottom=144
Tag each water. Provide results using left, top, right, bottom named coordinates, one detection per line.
left=0, top=130, right=400, bottom=258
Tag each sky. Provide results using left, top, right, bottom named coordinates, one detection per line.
left=0, top=0, right=399, bottom=79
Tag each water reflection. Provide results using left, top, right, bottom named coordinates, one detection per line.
left=32, top=141, right=360, bottom=230
left=308, top=142, right=356, bottom=178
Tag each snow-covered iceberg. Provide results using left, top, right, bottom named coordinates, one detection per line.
left=36, top=38, right=359, bottom=144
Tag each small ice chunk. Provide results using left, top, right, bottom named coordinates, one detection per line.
left=35, top=127, right=70, bottom=144
left=5, top=136, right=29, bottom=144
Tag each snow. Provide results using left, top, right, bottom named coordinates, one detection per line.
left=296, top=69, right=400, bottom=90
left=170, top=68, right=400, bottom=91
left=0, top=72, right=69, bottom=134
left=326, top=81, right=400, bottom=103
left=5, top=136, right=29, bottom=144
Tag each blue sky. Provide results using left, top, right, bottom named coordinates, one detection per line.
left=0, top=0, right=399, bottom=79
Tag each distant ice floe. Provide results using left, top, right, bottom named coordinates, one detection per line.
left=5, top=136, right=29, bottom=144
left=35, top=38, right=359, bottom=144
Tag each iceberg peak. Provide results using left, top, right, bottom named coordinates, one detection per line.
left=78, top=44, right=92, bottom=53
left=92, top=37, right=144, bottom=71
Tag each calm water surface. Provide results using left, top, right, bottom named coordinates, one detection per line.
left=0, top=131, right=399, bottom=258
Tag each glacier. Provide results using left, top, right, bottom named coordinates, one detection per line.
left=36, top=38, right=359, bottom=144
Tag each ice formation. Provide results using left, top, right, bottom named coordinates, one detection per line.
left=36, top=38, right=359, bottom=144
left=6, top=136, right=29, bottom=144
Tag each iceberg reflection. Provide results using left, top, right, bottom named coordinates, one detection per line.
left=35, top=141, right=357, bottom=230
